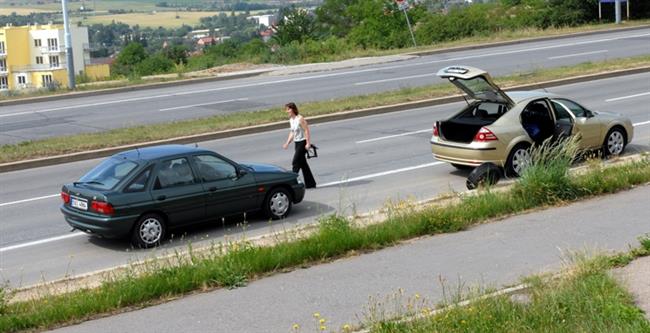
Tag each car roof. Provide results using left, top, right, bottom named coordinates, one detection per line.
left=114, top=144, right=213, bottom=162
left=506, top=91, right=562, bottom=104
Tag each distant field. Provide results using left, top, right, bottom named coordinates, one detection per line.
left=74, top=10, right=225, bottom=28
left=0, top=0, right=164, bottom=13
left=0, top=7, right=52, bottom=14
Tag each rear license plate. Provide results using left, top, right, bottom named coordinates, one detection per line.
left=71, top=196, right=88, bottom=210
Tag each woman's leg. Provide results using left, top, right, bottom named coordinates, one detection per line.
left=293, top=141, right=316, bottom=188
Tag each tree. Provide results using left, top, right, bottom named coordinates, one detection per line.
left=164, top=44, right=189, bottom=65
left=272, top=7, right=317, bottom=46
left=112, top=42, right=147, bottom=76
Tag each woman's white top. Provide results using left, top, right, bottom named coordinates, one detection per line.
left=289, top=115, right=306, bottom=142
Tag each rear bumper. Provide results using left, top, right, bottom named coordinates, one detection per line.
left=431, top=140, right=505, bottom=167
left=60, top=205, right=136, bottom=238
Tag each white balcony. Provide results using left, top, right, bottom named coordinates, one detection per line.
left=0, top=67, right=8, bottom=75
left=40, top=46, right=64, bottom=53
left=11, top=62, right=67, bottom=72
left=0, top=49, right=6, bottom=57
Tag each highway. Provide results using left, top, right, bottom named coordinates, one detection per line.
left=1, top=72, right=649, bottom=289
left=0, top=27, right=649, bottom=144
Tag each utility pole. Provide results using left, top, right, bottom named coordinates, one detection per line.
left=61, top=0, right=76, bottom=89
left=615, top=0, right=622, bottom=24
left=397, top=0, right=416, bottom=48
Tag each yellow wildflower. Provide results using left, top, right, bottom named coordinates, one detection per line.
left=313, top=312, right=321, bottom=318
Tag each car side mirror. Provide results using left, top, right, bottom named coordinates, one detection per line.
left=236, top=167, right=248, bottom=178
left=584, top=110, right=594, bottom=118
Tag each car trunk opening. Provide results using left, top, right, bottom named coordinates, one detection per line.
left=437, top=102, right=509, bottom=143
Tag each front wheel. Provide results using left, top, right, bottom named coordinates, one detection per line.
left=131, top=213, right=166, bottom=248
left=263, top=187, right=292, bottom=220
left=602, top=127, right=626, bottom=157
left=505, top=143, right=531, bottom=177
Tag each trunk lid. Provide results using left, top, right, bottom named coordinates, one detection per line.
left=437, top=66, right=514, bottom=107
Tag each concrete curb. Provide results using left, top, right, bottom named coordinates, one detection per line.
left=2, top=66, right=649, bottom=173
left=405, top=24, right=650, bottom=57
left=0, top=69, right=274, bottom=107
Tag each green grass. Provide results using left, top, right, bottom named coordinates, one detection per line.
left=371, top=250, right=650, bottom=333
left=1, top=54, right=650, bottom=164
left=1, top=139, right=650, bottom=332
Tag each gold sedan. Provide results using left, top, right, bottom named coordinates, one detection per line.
left=431, top=65, right=634, bottom=176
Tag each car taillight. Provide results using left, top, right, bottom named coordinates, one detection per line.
left=61, top=191, right=70, bottom=204
left=91, top=201, right=114, bottom=215
left=473, top=127, right=498, bottom=142
left=432, top=123, right=439, bottom=137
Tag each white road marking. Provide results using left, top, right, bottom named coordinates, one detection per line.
left=0, top=193, right=60, bottom=207
left=319, top=162, right=445, bottom=188
left=0, top=232, right=85, bottom=253
left=355, top=73, right=436, bottom=86
left=606, top=92, right=650, bottom=102
left=1, top=32, right=647, bottom=119
left=634, top=120, right=650, bottom=127
left=159, top=98, right=249, bottom=112
left=547, top=50, right=608, bottom=60
left=356, top=129, right=431, bottom=144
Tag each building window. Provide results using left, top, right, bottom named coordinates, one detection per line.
left=49, top=55, right=59, bottom=68
left=0, top=76, right=7, bottom=89
left=0, top=41, right=5, bottom=53
left=36, top=56, right=43, bottom=64
left=18, top=75, right=26, bottom=85
left=47, top=38, right=58, bottom=51
left=34, top=39, right=42, bottom=47
left=0, top=59, right=6, bottom=71
left=41, top=74, right=52, bottom=87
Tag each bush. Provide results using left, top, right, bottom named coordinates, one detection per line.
left=136, top=53, right=175, bottom=76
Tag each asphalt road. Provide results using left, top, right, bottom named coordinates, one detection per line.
left=1, top=72, right=649, bottom=289
left=0, top=27, right=649, bottom=144
left=49, top=182, right=650, bottom=333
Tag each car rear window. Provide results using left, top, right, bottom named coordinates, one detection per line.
left=78, top=157, right=139, bottom=191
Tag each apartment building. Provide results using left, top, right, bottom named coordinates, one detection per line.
left=0, top=23, right=109, bottom=91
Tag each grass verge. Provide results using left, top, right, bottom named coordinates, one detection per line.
left=1, top=140, right=650, bottom=331
left=1, top=54, right=650, bottom=164
left=369, top=238, right=650, bottom=333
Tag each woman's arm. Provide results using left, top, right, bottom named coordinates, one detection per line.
left=300, top=116, right=311, bottom=149
left=283, top=131, right=294, bottom=150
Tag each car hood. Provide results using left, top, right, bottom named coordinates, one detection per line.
left=593, top=110, right=623, bottom=119
left=241, top=163, right=288, bottom=173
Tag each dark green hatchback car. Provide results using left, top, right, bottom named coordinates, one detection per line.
left=60, top=145, right=305, bottom=247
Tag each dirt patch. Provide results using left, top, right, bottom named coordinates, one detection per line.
left=183, top=63, right=279, bottom=78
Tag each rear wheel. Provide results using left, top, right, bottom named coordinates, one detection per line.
left=263, top=187, right=292, bottom=220
left=131, top=213, right=166, bottom=248
left=602, top=127, right=626, bottom=157
left=505, top=143, right=531, bottom=177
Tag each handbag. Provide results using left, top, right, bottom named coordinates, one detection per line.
left=306, top=144, right=318, bottom=159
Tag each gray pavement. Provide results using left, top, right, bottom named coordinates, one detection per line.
left=50, top=185, right=650, bottom=333
left=614, top=255, right=650, bottom=321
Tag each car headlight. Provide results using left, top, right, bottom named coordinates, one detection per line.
left=296, top=178, right=303, bottom=184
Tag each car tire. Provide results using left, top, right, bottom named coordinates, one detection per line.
left=451, top=163, right=474, bottom=171
left=505, top=143, right=531, bottom=178
left=466, top=162, right=502, bottom=190
left=602, top=127, right=627, bottom=157
left=131, top=213, right=166, bottom=248
left=263, top=187, right=292, bottom=220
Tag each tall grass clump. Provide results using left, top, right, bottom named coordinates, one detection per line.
left=512, top=136, right=581, bottom=205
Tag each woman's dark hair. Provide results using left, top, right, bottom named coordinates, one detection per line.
left=285, top=102, right=299, bottom=115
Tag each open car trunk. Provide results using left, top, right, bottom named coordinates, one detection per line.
left=438, top=101, right=509, bottom=143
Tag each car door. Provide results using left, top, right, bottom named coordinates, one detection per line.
left=552, top=98, right=602, bottom=149
left=549, top=99, right=574, bottom=140
left=150, top=157, right=206, bottom=226
left=191, top=154, right=258, bottom=219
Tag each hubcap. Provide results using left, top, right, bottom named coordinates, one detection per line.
left=139, top=218, right=162, bottom=244
left=269, top=192, right=289, bottom=217
left=607, top=131, right=624, bottom=155
left=512, top=148, right=530, bottom=176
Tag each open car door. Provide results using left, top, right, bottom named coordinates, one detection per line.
left=437, top=66, right=515, bottom=107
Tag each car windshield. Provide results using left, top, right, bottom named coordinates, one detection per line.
left=78, top=157, right=139, bottom=191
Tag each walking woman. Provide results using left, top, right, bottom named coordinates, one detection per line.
left=282, top=102, right=317, bottom=188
